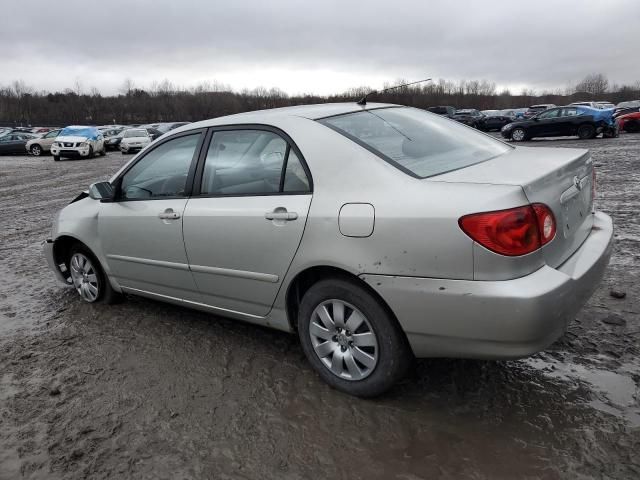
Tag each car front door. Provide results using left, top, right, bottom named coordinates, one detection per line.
left=182, top=127, right=313, bottom=317
left=531, top=108, right=562, bottom=136
left=0, top=136, right=13, bottom=153
left=98, top=130, right=205, bottom=301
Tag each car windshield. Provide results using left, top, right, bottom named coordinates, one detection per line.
left=454, top=110, right=473, bottom=115
left=60, top=127, right=97, bottom=138
left=482, top=110, right=500, bottom=116
left=124, top=129, right=147, bottom=138
left=319, top=107, right=511, bottom=178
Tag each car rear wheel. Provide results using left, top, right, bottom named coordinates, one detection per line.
left=68, top=245, right=120, bottom=304
left=511, top=127, right=527, bottom=142
left=577, top=124, right=596, bottom=140
left=30, top=144, right=42, bottom=156
left=297, top=278, right=412, bottom=397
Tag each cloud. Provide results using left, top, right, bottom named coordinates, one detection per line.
left=2, top=0, right=639, bottom=94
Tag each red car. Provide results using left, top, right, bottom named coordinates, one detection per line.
left=617, top=112, right=640, bottom=133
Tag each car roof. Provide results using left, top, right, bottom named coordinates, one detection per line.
left=178, top=102, right=399, bottom=130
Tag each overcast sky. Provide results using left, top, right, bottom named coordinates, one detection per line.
left=2, top=0, right=639, bottom=96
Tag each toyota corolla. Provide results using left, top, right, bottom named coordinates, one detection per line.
left=43, top=103, right=613, bottom=396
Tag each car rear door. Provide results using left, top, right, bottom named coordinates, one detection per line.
left=182, top=127, right=313, bottom=317
left=98, top=130, right=205, bottom=301
left=557, top=107, right=583, bottom=135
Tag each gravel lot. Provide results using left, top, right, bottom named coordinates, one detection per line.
left=1, top=134, right=639, bottom=479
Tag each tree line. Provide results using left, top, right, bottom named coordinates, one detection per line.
left=1, top=73, right=638, bottom=127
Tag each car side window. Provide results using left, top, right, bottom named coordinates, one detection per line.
left=538, top=109, right=560, bottom=119
left=119, top=134, right=200, bottom=200
left=283, top=150, right=310, bottom=192
left=562, top=108, right=579, bottom=117
left=45, top=131, right=58, bottom=138
left=200, top=130, right=292, bottom=196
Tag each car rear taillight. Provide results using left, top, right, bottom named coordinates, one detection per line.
left=459, top=204, right=556, bottom=256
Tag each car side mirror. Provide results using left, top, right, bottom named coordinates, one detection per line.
left=89, top=181, right=115, bottom=202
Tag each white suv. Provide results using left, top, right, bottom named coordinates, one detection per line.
left=50, top=126, right=105, bottom=161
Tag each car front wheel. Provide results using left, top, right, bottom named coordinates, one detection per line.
left=511, top=127, right=527, bottom=141
left=297, top=278, right=412, bottom=397
left=68, top=245, right=120, bottom=304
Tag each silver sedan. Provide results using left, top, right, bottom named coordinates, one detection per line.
left=43, top=103, right=613, bottom=396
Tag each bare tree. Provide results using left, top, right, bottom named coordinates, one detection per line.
left=575, top=73, right=609, bottom=96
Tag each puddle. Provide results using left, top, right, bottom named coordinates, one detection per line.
left=525, top=357, right=640, bottom=426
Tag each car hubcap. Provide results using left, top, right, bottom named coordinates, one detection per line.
left=309, top=299, right=378, bottom=381
left=32, top=146, right=41, bottom=155
left=70, top=253, right=99, bottom=302
left=513, top=129, right=525, bottom=141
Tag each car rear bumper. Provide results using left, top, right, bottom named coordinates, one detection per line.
left=360, top=212, right=613, bottom=359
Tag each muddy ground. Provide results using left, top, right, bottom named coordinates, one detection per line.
left=0, top=134, right=638, bottom=480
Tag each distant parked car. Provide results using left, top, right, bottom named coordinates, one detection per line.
left=145, top=127, right=163, bottom=140
left=512, top=108, right=528, bottom=119
left=616, top=111, right=640, bottom=133
left=0, top=133, right=38, bottom=155
left=616, top=100, right=640, bottom=111
left=427, top=106, right=456, bottom=118
left=104, top=130, right=125, bottom=151
left=479, top=110, right=515, bottom=131
left=119, top=128, right=152, bottom=154
left=501, top=106, right=617, bottom=141
left=156, top=122, right=190, bottom=134
left=570, top=101, right=615, bottom=110
left=25, top=129, right=62, bottom=156
left=452, top=109, right=484, bottom=128
left=524, top=104, right=556, bottom=118
left=595, top=101, right=615, bottom=110
left=50, top=126, right=106, bottom=161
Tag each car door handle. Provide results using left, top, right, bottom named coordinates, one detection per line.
left=159, top=209, right=180, bottom=220
left=265, top=210, right=298, bottom=221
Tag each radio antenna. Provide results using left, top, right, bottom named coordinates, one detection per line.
left=356, top=78, right=432, bottom=105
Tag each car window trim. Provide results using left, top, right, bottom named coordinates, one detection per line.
left=191, top=124, right=313, bottom=198
left=111, top=128, right=206, bottom=203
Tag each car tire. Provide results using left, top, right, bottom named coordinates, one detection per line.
left=30, top=144, right=42, bottom=156
left=297, top=277, right=413, bottom=397
left=68, top=244, right=121, bottom=304
left=88, top=146, right=94, bottom=158
left=511, top=127, right=527, bottom=142
left=99, top=147, right=106, bottom=156
left=577, top=124, right=596, bottom=140
left=53, top=155, right=60, bottom=162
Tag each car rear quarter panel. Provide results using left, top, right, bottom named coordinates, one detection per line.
left=267, top=118, right=532, bottom=313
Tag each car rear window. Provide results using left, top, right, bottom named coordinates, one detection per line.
left=319, top=107, right=511, bottom=178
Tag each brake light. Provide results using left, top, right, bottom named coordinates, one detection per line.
left=459, top=204, right=556, bottom=256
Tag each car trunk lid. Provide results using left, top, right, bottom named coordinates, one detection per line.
left=434, top=146, right=594, bottom=268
